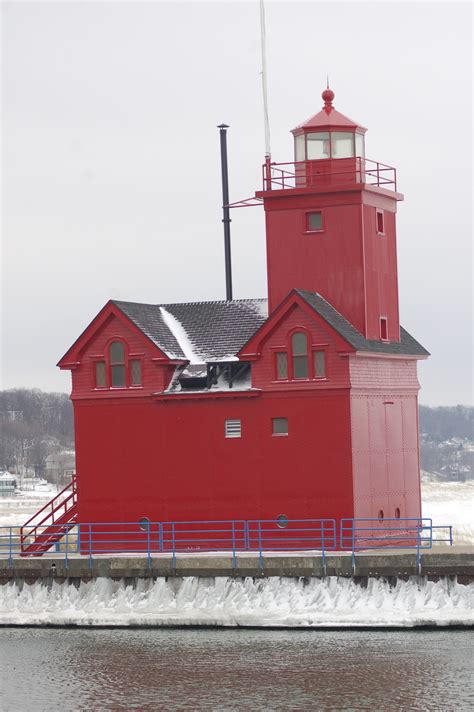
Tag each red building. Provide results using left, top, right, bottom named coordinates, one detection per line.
left=27, top=88, right=429, bottom=550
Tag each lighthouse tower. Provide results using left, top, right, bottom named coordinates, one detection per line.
left=245, top=86, right=429, bottom=523
left=259, top=87, right=401, bottom=344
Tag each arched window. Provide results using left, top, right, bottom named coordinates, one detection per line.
left=395, top=507, right=401, bottom=519
left=291, top=332, right=308, bottom=379
left=274, top=332, right=327, bottom=382
left=93, top=340, right=143, bottom=390
left=110, top=341, right=126, bottom=387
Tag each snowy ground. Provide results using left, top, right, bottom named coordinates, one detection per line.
left=0, top=484, right=60, bottom=528
left=421, top=480, right=473, bottom=545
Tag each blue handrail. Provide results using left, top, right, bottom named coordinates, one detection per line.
left=0, top=517, right=453, bottom=569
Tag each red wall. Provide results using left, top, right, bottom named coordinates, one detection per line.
left=263, top=186, right=400, bottom=341
left=74, top=391, right=354, bottom=526
left=349, top=356, right=422, bottom=521
left=264, top=191, right=365, bottom=325
left=362, top=196, right=400, bottom=341
left=70, top=312, right=173, bottom=398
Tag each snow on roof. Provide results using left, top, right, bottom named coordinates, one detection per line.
left=113, top=298, right=269, bottom=364
left=0, top=472, right=17, bottom=480
left=159, top=307, right=202, bottom=364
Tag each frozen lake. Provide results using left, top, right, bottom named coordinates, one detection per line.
left=0, top=628, right=472, bottom=711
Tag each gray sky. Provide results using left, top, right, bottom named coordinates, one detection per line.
left=1, top=0, right=472, bottom=405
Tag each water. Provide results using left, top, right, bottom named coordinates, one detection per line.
left=1, top=629, right=472, bottom=711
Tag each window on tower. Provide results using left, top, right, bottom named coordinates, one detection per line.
left=376, top=209, right=385, bottom=235
left=307, top=211, right=323, bottom=232
left=380, top=317, right=388, bottom=341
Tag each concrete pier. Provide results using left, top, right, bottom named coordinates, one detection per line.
left=1, top=546, right=473, bottom=583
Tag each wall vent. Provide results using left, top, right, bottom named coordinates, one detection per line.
left=225, top=419, right=241, bottom=438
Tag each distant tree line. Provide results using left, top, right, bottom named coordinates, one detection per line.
left=0, top=389, right=74, bottom=476
left=419, top=405, right=473, bottom=442
left=419, top=404, right=473, bottom=480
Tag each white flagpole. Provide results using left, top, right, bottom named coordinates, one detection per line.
left=260, top=0, right=271, bottom=162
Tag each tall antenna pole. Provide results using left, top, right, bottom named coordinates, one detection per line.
left=218, top=124, right=233, bottom=302
left=260, top=0, right=271, bottom=160
left=260, top=0, right=272, bottom=190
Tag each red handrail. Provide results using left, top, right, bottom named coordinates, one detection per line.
left=262, top=157, right=397, bottom=192
left=20, top=476, right=77, bottom=546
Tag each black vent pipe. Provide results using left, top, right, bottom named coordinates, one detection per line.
left=218, top=124, right=233, bottom=302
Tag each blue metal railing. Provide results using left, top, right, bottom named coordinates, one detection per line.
left=340, top=518, right=434, bottom=573
left=0, top=517, right=453, bottom=571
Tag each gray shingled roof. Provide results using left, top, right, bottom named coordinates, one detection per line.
left=295, top=290, right=429, bottom=356
left=113, top=290, right=428, bottom=363
left=113, top=299, right=268, bottom=362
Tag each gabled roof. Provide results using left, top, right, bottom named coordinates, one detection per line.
left=60, top=290, right=427, bottom=371
left=295, top=291, right=429, bottom=356
left=113, top=298, right=268, bottom=363
left=238, top=289, right=429, bottom=358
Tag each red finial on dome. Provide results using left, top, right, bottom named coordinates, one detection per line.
left=322, top=85, right=335, bottom=113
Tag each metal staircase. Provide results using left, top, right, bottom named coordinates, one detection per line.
left=20, top=476, right=78, bottom=555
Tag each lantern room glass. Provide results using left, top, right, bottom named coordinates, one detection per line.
left=295, top=135, right=305, bottom=162
left=306, top=132, right=330, bottom=160
left=355, top=132, right=365, bottom=158
left=296, top=130, right=363, bottom=161
left=331, top=132, right=354, bottom=158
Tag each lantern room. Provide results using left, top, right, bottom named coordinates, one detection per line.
left=292, top=87, right=367, bottom=162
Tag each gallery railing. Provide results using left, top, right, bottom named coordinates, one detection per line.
left=261, top=157, right=397, bottom=192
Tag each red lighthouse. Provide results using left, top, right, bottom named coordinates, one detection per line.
left=261, top=87, right=402, bottom=342
left=23, top=87, right=429, bottom=553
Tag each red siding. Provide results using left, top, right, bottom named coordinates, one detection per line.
left=252, top=303, right=351, bottom=391
left=74, top=390, right=354, bottom=525
left=362, top=201, right=400, bottom=341
left=263, top=185, right=401, bottom=342
left=349, top=356, right=420, bottom=391
left=70, top=313, right=170, bottom=399
left=349, top=356, right=421, bottom=521
left=265, top=194, right=366, bottom=328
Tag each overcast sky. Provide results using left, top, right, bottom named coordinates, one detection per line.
left=1, top=0, right=472, bottom=405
